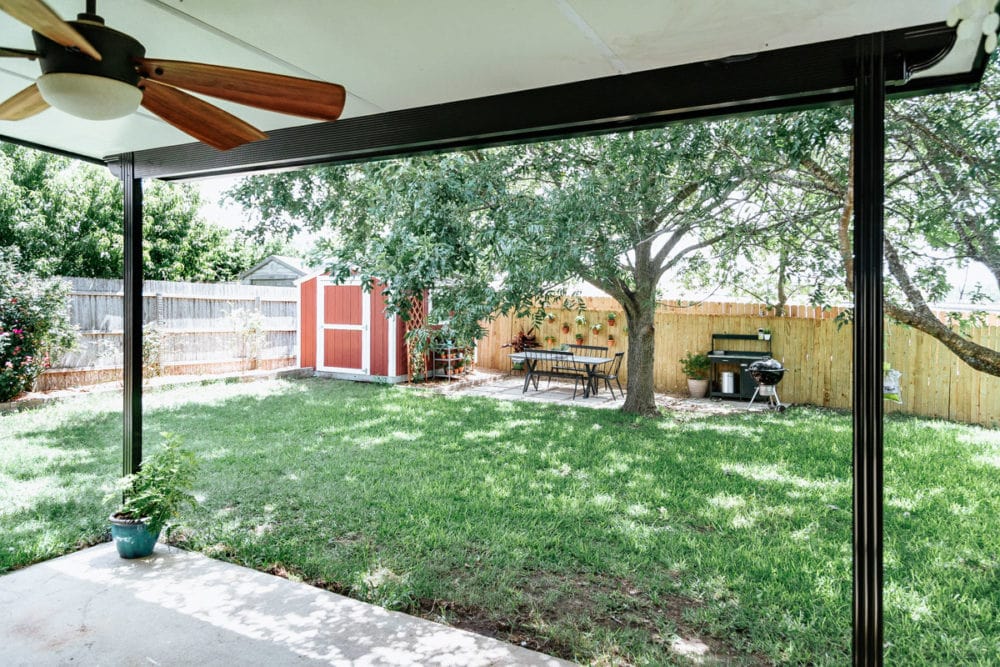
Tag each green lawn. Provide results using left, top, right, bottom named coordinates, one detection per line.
left=2, top=378, right=998, bottom=665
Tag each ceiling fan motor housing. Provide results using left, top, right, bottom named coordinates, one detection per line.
left=32, top=18, right=145, bottom=85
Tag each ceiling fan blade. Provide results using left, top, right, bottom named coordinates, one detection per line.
left=140, top=79, right=267, bottom=151
left=136, top=58, right=345, bottom=121
left=0, top=46, right=38, bottom=58
left=0, top=0, right=100, bottom=61
left=0, top=82, right=48, bottom=120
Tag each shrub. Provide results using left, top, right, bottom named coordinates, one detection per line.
left=0, top=253, right=76, bottom=401
left=111, top=432, right=199, bottom=536
left=680, top=352, right=711, bottom=380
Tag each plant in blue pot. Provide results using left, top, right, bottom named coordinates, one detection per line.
left=107, top=432, right=198, bottom=558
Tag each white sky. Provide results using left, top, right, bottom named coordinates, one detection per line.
left=193, top=175, right=246, bottom=231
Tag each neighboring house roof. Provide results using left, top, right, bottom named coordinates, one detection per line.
left=238, top=255, right=315, bottom=281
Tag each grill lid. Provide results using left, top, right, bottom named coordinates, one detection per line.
left=748, top=358, right=787, bottom=385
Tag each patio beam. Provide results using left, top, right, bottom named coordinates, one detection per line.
left=121, top=153, right=143, bottom=477
left=852, top=34, right=885, bottom=667
left=112, top=23, right=979, bottom=181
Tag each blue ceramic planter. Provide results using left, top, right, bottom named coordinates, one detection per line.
left=109, top=515, right=161, bottom=558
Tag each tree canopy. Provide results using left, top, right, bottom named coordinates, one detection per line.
left=0, top=143, right=281, bottom=281
left=231, top=123, right=790, bottom=415
left=230, top=59, right=1000, bottom=414
left=738, top=59, right=1000, bottom=375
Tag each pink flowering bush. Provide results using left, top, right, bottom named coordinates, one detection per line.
left=0, top=253, right=76, bottom=401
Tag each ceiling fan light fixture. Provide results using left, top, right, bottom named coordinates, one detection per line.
left=36, top=72, right=141, bottom=120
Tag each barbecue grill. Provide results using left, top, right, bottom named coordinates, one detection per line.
left=747, top=358, right=788, bottom=412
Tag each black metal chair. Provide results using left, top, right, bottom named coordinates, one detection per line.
left=553, top=343, right=609, bottom=375
left=592, top=351, right=624, bottom=399
left=566, top=343, right=608, bottom=354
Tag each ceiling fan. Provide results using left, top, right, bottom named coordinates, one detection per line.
left=0, top=0, right=345, bottom=150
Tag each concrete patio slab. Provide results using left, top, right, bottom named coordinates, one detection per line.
left=0, top=544, right=574, bottom=666
left=452, top=376, right=624, bottom=409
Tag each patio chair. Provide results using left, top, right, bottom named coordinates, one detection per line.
left=526, top=350, right=587, bottom=398
left=566, top=343, right=608, bottom=354
left=592, top=351, right=624, bottom=399
left=553, top=343, right=608, bottom=374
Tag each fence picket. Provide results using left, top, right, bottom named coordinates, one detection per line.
left=479, top=297, right=1000, bottom=428
left=46, top=277, right=298, bottom=373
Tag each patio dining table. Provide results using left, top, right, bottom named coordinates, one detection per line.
left=509, top=350, right=613, bottom=398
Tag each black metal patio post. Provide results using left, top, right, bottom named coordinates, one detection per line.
left=121, top=153, right=143, bottom=476
left=852, top=34, right=885, bottom=667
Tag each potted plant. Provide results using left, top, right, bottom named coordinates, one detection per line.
left=544, top=334, right=557, bottom=346
left=545, top=312, right=556, bottom=323
left=574, top=332, right=585, bottom=343
left=107, top=432, right=198, bottom=559
left=607, top=312, right=616, bottom=326
left=561, top=322, right=570, bottom=334
left=607, top=334, right=616, bottom=346
left=680, top=352, right=711, bottom=398
left=574, top=314, right=588, bottom=328
left=761, top=328, right=772, bottom=341
left=591, top=322, right=603, bottom=335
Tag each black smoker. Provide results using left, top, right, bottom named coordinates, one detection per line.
left=747, top=358, right=788, bottom=412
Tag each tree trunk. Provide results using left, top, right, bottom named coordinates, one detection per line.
left=621, top=305, right=659, bottom=416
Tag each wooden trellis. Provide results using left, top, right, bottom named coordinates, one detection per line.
left=404, top=294, right=428, bottom=383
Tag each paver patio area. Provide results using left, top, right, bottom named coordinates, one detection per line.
left=0, top=544, right=573, bottom=666
left=439, top=372, right=767, bottom=415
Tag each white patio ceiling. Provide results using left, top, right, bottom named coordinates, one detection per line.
left=0, top=0, right=981, bottom=162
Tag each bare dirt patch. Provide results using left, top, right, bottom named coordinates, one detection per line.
left=417, top=571, right=761, bottom=666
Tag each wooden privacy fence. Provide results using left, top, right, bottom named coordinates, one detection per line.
left=39, top=277, right=298, bottom=390
left=477, top=298, right=1000, bottom=428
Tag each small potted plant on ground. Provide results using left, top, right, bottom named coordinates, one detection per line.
left=575, top=332, right=585, bottom=343
left=107, top=432, right=198, bottom=559
left=607, top=312, right=616, bottom=326
left=680, top=352, right=711, bottom=398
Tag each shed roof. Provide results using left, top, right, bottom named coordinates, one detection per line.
left=238, top=254, right=314, bottom=281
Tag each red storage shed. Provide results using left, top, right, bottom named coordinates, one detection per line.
left=298, top=274, right=412, bottom=383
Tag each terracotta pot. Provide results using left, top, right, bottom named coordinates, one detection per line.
left=687, top=378, right=709, bottom=398
left=561, top=325, right=570, bottom=334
